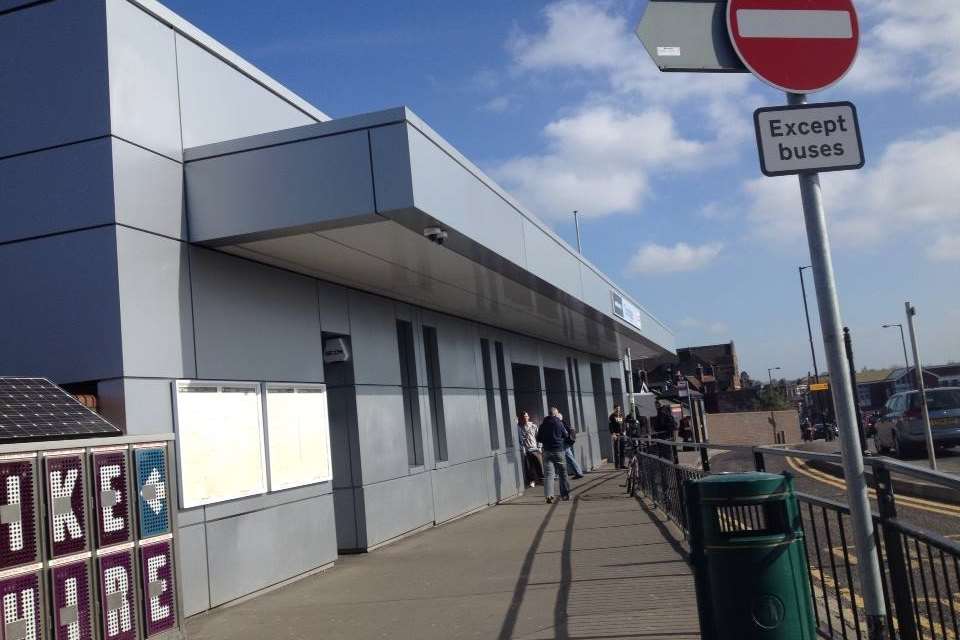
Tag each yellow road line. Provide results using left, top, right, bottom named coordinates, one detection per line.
left=786, top=457, right=960, bottom=518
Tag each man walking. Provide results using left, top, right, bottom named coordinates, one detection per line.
left=537, top=407, right=571, bottom=503
left=609, top=405, right=625, bottom=469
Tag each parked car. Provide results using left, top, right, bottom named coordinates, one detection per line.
left=873, top=387, right=960, bottom=458
left=813, top=422, right=838, bottom=441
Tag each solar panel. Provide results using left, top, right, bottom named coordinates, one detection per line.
left=0, top=378, right=122, bottom=442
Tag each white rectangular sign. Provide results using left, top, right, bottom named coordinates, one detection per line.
left=753, top=101, right=864, bottom=177
left=611, top=291, right=643, bottom=330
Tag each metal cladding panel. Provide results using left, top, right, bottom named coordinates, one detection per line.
left=175, top=34, right=316, bottom=150
left=204, top=494, right=336, bottom=607
left=0, top=228, right=123, bottom=384
left=91, top=451, right=132, bottom=547
left=0, top=139, right=114, bottom=245
left=112, top=140, right=186, bottom=241
left=134, top=448, right=170, bottom=539
left=186, top=131, right=376, bottom=244
left=367, top=123, right=414, bottom=213
left=354, top=387, right=409, bottom=486
left=44, top=454, right=89, bottom=559
left=105, top=0, right=181, bottom=160
left=432, top=317, right=481, bottom=390
left=0, top=458, right=39, bottom=570
left=97, top=548, right=137, bottom=640
left=405, top=124, right=525, bottom=267
left=432, top=459, right=490, bottom=523
left=346, top=292, right=403, bottom=387
left=51, top=560, right=94, bottom=640
left=439, top=390, right=486, bottom=466
left=359, top=472, right=434, bottom=548
left=0, top=569, right=43, bottom=640
left=116, top=229, right=196, bottom=380
left=139, top=539, right=176, bottom=636
left=189, top=248, right=325, bottom=382
left=0, top=0, right=109, bottom=158
left=174, top=524, right=208, bottom=617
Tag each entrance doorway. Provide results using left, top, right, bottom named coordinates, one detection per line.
left=543, top=367, right=571, bottom=421
left=512, top=364, right=544, bottom=422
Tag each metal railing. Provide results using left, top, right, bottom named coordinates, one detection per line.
left=628, top=438, right=960, bottom=640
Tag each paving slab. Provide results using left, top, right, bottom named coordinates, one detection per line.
left=185, top=468, right=701, bottom=640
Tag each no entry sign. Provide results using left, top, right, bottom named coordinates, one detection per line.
left=727, top=0, right=859, bottom=93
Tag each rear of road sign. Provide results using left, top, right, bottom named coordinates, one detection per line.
left=753, top=101, right=864, bottom=177
left=635, top=1, right=748, bottom=73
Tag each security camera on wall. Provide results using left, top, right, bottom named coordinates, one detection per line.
left=423, top=226, right=448, bottom=245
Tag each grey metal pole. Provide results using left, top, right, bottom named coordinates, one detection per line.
left=788, top=91, right=888, bottom=639
left=573, top=210, right=582, bottom=253
left=624, top=348, right=635, bottom=418
left=905, top=302, right=937, bottom=470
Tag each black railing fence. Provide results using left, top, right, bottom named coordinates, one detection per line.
left=627, top=438, right=960, bottom=640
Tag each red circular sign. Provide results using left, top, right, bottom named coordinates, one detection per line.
left=727, top=0, right=859, bottom=94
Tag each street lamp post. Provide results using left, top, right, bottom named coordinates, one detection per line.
left=881, top=323, right=911, bottom=384
left=767, top=366, right=781, bottom=441
left=798, top=266, right=819, bottom=382
left=573, top=210, right=582, bottom=254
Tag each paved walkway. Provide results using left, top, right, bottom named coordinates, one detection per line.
left=185, top=468, right=700, bottom=640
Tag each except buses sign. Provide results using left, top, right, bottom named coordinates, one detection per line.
left=753, top=101, right=864, bottom=176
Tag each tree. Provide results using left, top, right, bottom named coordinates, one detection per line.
left=755, top=385, right=792, bottom=411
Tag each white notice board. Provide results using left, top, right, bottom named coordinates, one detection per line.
left=264, top=384, right=333, bottom=491
left=174, top=381, right=267, bottom=508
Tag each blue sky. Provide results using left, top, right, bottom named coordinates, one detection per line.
left=162, top=0, right=960, bottom=380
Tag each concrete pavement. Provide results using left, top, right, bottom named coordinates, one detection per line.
left=185, top=468, right=700, bottom=640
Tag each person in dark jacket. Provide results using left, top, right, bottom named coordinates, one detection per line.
left=537, top=407, right=570, bottom=503
left=609, top=405, right=625, bottom=469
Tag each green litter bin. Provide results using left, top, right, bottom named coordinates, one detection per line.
left=685, top=472, right=815, bottom=640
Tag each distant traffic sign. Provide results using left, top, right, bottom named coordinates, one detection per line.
left=810, top=382, right=830, bottom=392
left=636, top=1, right=748, bottom=72
left=753, top=101, right=863, bottom=176
left=727, top=0, right=859, bottom=93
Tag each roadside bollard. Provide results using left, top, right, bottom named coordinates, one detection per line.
left=685, top=472, right=815, bottom=639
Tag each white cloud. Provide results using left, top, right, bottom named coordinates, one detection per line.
left=744, top=129, right=960, bottom=252
left=628, top=242, right=723, bottom=274
left=493, top=106, right=704, bottom=218
left=847, top=0, right=960, bottom=98
left=481, top=96, right=511, bottom=113
left=928, top=235, right=960, bottom=261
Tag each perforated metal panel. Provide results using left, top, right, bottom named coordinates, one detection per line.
left=0, top=569, right=43, bottom=640
left=139, top=539, right=176, bottom=636
left=0, top=457, right=39, bottom=571
left=134, top=449, right=169, bottom=539
left=44, top=454, right=89, bottom=558
left=91, top=451, right=132, bottom=547
left=97, top=549, right=137, bottom=640
left=51, top=560, right=94, bottom=640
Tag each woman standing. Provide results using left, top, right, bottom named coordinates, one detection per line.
left=518, top=410, right=543, bottom=488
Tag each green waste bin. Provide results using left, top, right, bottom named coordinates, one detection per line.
left=685, top=472, right=815, bottom=640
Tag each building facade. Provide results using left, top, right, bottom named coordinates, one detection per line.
left=0, top=0, right=674, bottom=618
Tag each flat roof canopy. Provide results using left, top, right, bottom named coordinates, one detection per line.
left=184, top=107, right=674, bottom=361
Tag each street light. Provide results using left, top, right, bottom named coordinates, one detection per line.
left=767, top=367, right=781, bottom=441
left=881, top=323, right=911, bottom=379
left=572, top=210, right=582, bottom=253
left=798, top=266, right=819, bottom=382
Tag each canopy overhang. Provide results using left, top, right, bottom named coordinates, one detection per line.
left=184, top=107, right=674, bottom=361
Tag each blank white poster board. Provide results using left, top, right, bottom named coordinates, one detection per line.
left=174, top=382, right=266, bottom=508
left=264, top=384, right=332, bottom=490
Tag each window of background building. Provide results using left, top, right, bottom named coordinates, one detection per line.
left=397, top=320, right=424, bottom=467
left=495, top=342, right=512, bottom=448
left=480, top=339, right=500, bottom=450
left=423, top=325, right=448, bottom=462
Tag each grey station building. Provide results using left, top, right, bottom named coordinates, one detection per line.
left=0, top=0, right=674, bottom=618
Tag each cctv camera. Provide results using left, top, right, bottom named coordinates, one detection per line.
left=423, top=227, right=448, bottom=245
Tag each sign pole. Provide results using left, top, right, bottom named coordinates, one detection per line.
left=788, top=91, right=888, bottom=639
